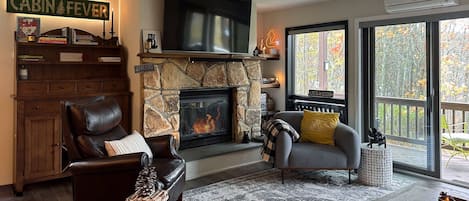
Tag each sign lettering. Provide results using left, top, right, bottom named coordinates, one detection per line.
left=7, top=0, right=110, bottom=20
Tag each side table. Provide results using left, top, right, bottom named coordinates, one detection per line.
left=358, top=143, right=392, bottom=187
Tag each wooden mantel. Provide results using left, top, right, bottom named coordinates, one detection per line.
left=138, top=52, right=267, bottom=60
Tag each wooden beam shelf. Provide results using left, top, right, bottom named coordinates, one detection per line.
left=138, top=52, right=267, bottom=60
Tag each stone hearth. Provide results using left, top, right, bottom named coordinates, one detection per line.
left=141, top=57, right=262, bottom=147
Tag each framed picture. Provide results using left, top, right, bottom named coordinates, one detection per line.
left=17, top=17, right=40, bottom=42
left=142, top=30, right=162, bottom=53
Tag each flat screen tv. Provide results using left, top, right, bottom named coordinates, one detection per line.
left=163, top=0, right=252, bottom=54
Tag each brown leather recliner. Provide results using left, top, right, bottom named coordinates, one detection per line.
left=62, top=96, right=185, bottom=201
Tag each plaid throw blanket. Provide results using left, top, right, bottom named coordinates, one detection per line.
left=261, top=119, right=300, bottom=163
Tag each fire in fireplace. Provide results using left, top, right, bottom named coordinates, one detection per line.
left=179, top=88, right=232, bottom=149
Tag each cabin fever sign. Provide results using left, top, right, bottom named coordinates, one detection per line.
left=7, top=0, right=110, bottom=20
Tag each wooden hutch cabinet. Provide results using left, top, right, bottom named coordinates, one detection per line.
left=13, top=29, right=131, bottom=194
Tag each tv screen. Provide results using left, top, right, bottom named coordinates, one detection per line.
left=163, top=0, right=252, bottom=54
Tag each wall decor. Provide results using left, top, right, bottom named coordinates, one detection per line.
left=142, top=30, right=162, bottom=53
left=16, top=17, right=40, bottom=42
left=7, top=0, right=110, bottom=20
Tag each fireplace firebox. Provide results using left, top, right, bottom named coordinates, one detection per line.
left=179, top=88, right=232, bottom=149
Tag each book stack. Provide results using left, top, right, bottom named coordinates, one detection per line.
left=37, top=27, right=68, bottom=44
left=261, top=93, right=267, bottom=111
left=18, top=55, right=44, bottom=62
left=38, top=36, right=67, bottom=44
left=98, top=57, right=121, bottom=62
left=60, top=52, right=83, bottom=62
left=37, top=36, right=67, bottom=44
left=72, top=29, right=98, bottom=45
left=308, top=89, right=334, bottom=98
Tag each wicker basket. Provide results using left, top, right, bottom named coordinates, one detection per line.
left=358, top=144, right=393, bottom=187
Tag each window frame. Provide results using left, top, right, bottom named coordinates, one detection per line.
left=285, top=20, right=349, bottom=109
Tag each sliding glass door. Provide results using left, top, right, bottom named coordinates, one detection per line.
left=363, top=17, right=448, bottom=176
left=363, top=12, right=469, bottom=178
left=439, top=17, right=469, bottom=185
left=367, top=22, right=438, bottom=175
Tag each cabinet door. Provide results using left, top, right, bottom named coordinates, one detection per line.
left=24, top=115, right=61, bottom=180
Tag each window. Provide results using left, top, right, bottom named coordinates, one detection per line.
left=286, top=21, right=347, bottom=101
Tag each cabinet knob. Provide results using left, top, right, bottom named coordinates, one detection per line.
left=52, top=143, right=60, bottom=147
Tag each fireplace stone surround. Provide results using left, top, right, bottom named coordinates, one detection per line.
left=140, top=56, right=263, bottom=148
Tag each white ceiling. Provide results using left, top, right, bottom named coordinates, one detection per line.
left=255, top=0, right=329, bottom=13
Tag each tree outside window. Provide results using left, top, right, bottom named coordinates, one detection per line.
left=291, top=27, right=346, bottom=99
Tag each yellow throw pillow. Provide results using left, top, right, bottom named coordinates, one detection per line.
left=300, top=110, right=340, bottom=146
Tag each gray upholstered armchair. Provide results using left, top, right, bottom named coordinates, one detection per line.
left=273, top=111, right=360, bottom=184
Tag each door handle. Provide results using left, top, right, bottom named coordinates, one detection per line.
left=429, top=88, right=435, bottom=113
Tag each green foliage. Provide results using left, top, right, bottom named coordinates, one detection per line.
left=374, top=18, right=469, bottom=102
left=293, top=30, right=345, bottom=96
left=374, top=18, right=469, bottom=141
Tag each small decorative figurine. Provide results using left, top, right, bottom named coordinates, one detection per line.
left=253, top=46, right=260, bottom=56
left=368, top=128, right=386, bottom=148
left=242, top=131, right=251, bottom=143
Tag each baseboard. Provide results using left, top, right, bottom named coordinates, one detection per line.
left=185, top=148, right=262, bottom=180
left=188, top=160, right=263, bottom=181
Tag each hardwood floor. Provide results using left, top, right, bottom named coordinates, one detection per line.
left=0, top=162, right=467, bottom=201
left=0, top=179, right=72, bottom=201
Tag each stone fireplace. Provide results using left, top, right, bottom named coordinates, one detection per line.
left=141, top=57, right=262, bottom=148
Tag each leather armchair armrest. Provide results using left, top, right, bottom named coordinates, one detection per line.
left=334, top=123, right=361, bottom=169
left=275, top=131, right=293, bottom=168
left=146, top=135, right=182, bottom=160
left=68, top=152, right=147, bottom=175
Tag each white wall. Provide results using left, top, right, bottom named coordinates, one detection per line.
left=120, top=0, right=163, bottom=133
left=259, top=0, right=469, bottom=134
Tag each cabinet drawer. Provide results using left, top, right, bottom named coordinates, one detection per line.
left=18, top=82, right=47, bottom=97
left=24, top=101, right=60, bottom=115
left=49, top=81, right=76, bottom=95
left=103, top=80, right=127, bottom=92
left=78, top=81, right=101, bottom=93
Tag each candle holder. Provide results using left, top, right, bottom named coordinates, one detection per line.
left=110, top=9, right=115, bottom=37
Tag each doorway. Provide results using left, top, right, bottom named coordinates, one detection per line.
left=361, top=12, right=469, bottom=181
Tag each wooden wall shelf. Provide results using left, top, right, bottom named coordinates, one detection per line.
left=17, top=42, right=120, bottom=49
left=262, top=82, right=280, bottom=88
left=138, top=52, right=267, bottom=61
left=259, top=54, right=280, bottom=60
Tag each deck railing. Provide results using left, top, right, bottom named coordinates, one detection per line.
left=375, top=96, right=469, bottom=145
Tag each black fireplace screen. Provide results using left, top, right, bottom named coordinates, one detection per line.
left=179, top=89, right=232, bottom=149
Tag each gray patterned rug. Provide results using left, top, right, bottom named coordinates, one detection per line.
left=184, top=169, right=416, bottom=201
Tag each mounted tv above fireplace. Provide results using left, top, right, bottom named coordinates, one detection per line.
left=163, top=0, right=252, bottom=54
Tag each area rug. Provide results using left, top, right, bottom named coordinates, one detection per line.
left=184, top=169, right=415, bottom=201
